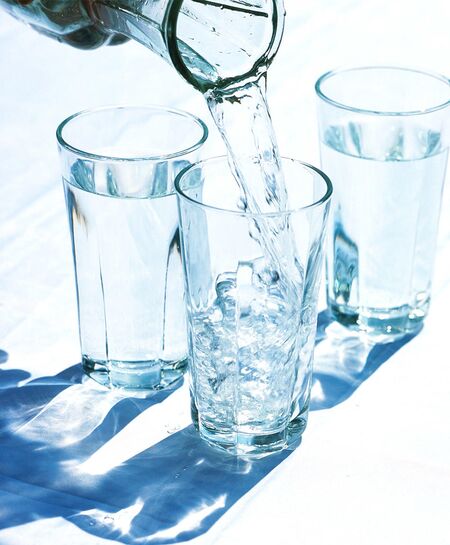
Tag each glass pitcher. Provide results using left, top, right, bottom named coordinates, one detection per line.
left=1, top=0, right=285, bottom=91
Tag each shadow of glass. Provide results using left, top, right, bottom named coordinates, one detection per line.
left=311, top=310, right=420, bottom=410
left=67, top=426, right=291, bottom=544
left=0, top=362, right=184, bottom=447
left=0, top=363, right=291, bottom=543
left=0, top=363, right=86, bottom=431
left=0, top=311, right=421, bottom=543
left=0, top=349, right=31, bottom=388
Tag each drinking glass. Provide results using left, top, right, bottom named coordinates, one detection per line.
left=57, top=105, right=208, bottom=391
left=316, top=66, right=450, bottom=338
left=176, top=157, right=332, bottom=456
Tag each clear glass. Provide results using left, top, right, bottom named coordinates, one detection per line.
left=92, top=0, right=285, bottom=92
left=1, top=0, right=285, bottom=92
left=176, top=157, right=332, bottom=456
left=316, top=66, right=450, bottom=339
left=57, top=106, right=208, bottom=392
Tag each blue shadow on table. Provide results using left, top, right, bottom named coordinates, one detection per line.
left=0, top=349, right=31, bottom=389
left=0, top=312, right=419, bottom=543
left=311, top=310, right=421, bottom=411
left=0, top=363, right=290, bottom=544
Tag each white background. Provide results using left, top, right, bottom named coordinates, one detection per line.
left=0, top=1, right=449, bottom=544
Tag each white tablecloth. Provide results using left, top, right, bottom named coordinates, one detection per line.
left=1, top=1, right=449, bottom=544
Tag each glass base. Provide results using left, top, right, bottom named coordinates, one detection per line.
left=82, top=355, right=187, bottom=394
left=191, top=396, right=307, bottom=457
left=329, top=300, right=426, bottom=341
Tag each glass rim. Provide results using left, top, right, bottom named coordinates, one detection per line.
left=56, top=104, right=209, bottom=162
left=315, top=65, right=450, bottom=116
left=175, top=156, right=333, bottom=218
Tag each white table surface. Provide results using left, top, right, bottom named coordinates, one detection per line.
left=1, top=1, right=450, bottom=544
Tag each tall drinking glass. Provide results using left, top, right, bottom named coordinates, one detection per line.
left=57, top=106, right=208, bottom=391
left=316, top=67, right=450, bottom=338
left=176, top=157, right=332, bottom=456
